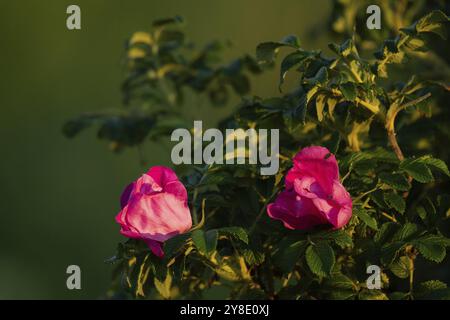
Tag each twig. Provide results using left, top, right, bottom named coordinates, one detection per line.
left=397, top=92, right=431, bottom=111
left=386, top=93, right=432, bottom=196
left=248, top=188, right=280, bottom=236
left=387, top=130, right=405, bottom=161
left=381, top=212, right=398, bottom=223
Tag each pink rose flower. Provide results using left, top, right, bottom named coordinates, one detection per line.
left=116, top=166, right=192, bottom=257
left=267, top=146, right=352, bottom=230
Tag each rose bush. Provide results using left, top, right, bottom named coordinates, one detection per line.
left=65, top=7, right=450, bottom=300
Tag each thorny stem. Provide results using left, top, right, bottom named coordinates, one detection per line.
left=406, top=245, right=416, bottom=298
left=387, top=125, right=410, bottom=198
left=191, top=165, right=214, bottom=225
left=387, top=130, right=405, bottom=161
left=409, top=256, right=415, bottom=296
left=398, top=93, right=432, bottom=111
left=248, top=188, right=280, bottom=236
left=192, top=188, right=199, bottom=225
left=341, top=162, right=354, bottom=183
left=353, top=185, right=379, bottom=203
left=381, top=212, right=398, bottom=223
left=386, top=93, right=432, bottom=193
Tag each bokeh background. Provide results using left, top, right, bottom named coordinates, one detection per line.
left=0, top=0, right=331, bottom=299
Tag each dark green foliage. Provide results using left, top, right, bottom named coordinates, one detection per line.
left=68, top=9, right=450, bottom=300
left=63, top=19, right=261, bottom=152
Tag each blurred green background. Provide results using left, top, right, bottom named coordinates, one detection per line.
left=0, top=0, right=330, bottom=299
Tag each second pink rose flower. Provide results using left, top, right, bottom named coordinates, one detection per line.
left=267, top=146, right=352, bottom=230
left=116, top=166, right=192, bottom=258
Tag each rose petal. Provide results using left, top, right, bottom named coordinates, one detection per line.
left=293, top=176, right=327, bottom=199
left=134, top=174, right=162, bottom=196
left=287, top=146, right=339, bottom=194
left=309, top=180, right=352, bottom=229
left=120, top=182, right=136, bottom=209
left=331, top=179, right=353, bottom=206
left=146, top=166, right=179, bottom=188
left=164, top=180, right=188, bottom=203
left=267, top=191, right=328, bottom=230
left=124, top=192, right=192, bottom=242
left=325, top=205, right=352, bottom=229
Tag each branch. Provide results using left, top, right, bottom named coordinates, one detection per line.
left=397, top=92, right=432, bottom=111
left=386, top=93, right=432, bottom=161
left=387, top=130, right=405, bottom=161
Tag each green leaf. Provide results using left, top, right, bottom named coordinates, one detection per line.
left=317, top=230, right=353, bottom=249
left=373, top=39, right=404, bottom=77
left=324, top=273, right=355, bottom=290
left=315, top=93, right=326, bottom=122
left=339, top=82, right=357, bottom=101
left=384, top=192, right=406, bottom=214
left=354, top=207, right=378, bottom=230
left=359, top=290, right=389, bottom=300
left=191, top=230, right=207, bottom=254
left=404, top=37, right=427, bottom=51
left=256, top=35, right=300, bottom=62
left=279, top=51, right=309, bottom=89
left=192, top=229, right=218, bottom=256
left=171, top=255, right=186, bottom=282
left=306, top=85, right=320, bottom=104
left=274, top=240, right=307, bottom=274
left=421, top=157, right=450, bottom=178
left=135, top=254, right=152, bottom=297
left=62, top=113, right=111, bottom=138
left=380, top=241, right=405, bottom=265
left=305, top=242, right=335, bottom=277
left=389, top=256, right=411, bottom=279
left=205, top=230, right=218, bottom=254
left=378, top=172, right=410, bottom=191
left=328, top=39, right=354, bottom=58
left=413, top=236, right=447, bottom=263
left=279, top=34, right=300, bottom=47
left=400, top=158, right=434, bottom=183
left=152, top=16, right=183, bottom=28
left=305, top=66, right=328, bottom=85
left=416, top=234, right=450, bottom=247
left=415, top=280, right=450, bottom=299
left=198, top=171, right=232, bottom=187
left=217, top=227, right=249, bottom=244
left=154, top=271, right=172, bottom=299
left=241, top=246, right=265, bottom=266
left=392, top=223, right=419, bottom=242
left=415, top=10, right=449, bottom=39
left=416, top=206, right=427, bottom=221
left=417, top=245, right=446, bottom=263
left=389, top=292, right=409, bottom=300
left=418, top=280, right=447, bottom=291
left=163, top=233, right=189, bottom=258
left=327, top=97, right=338, bottom=118
left=375, top=222, right=399, bottom=244
left=215, top=262, right=241, bottom=281
left=295, top=94, right=307, bottom=124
